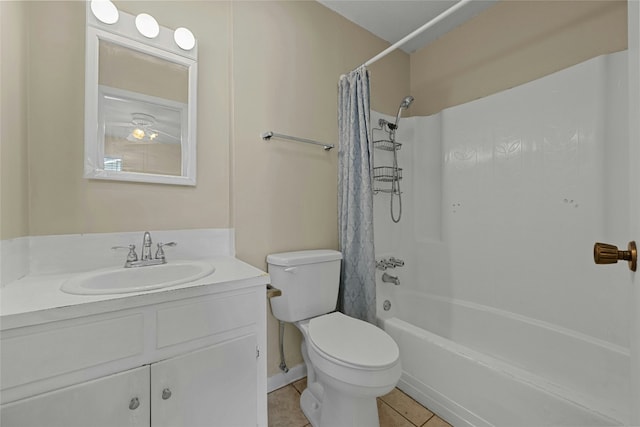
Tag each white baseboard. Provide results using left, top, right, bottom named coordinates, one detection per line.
left=267, top=363, right=307, bottom=393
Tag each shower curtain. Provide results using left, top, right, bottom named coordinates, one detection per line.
left=337, top=67, right=376, bottom=324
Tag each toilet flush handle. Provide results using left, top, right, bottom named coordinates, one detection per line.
left=284, top=267, right=296, bottom=273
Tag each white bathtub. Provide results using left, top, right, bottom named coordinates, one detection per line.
left=379, top=289, right=626, bottom=427
left=372, top=51, right=631, bottom=427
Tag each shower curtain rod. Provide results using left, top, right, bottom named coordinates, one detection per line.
left=358, top=0, right=474, bottom=69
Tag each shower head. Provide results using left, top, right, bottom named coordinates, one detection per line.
left=400, top=96, right=414, bottom=109
left=393, top=95, right=414, bottom=129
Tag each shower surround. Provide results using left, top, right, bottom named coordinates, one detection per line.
left=373, top=51, right=631, bottom=426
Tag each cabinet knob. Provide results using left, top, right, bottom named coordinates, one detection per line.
left=162, top=388, right=172, bottom=400
left=129, top=397, right=140, bottom=410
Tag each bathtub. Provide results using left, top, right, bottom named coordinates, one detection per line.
left=372, top=52, right=631, bottom=426
left=378, top=289, right=626, bottom=427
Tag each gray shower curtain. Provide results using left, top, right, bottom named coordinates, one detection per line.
left=337, top=67, right=376, bottom=324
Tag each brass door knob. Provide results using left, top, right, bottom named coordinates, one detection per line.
left=593, top=241, right=637, bottom=272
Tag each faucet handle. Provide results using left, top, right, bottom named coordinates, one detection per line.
left=375, top=260, right=388, bottom=271
left=155, top=242, right=177, bottom=261
left=389, top=257, right=405, bottom=267
left=112, top=245, right=138, bottom=262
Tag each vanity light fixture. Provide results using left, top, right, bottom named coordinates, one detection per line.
left=174, top=27, right=196, bottom=51
left=90, top=0, right=119, bottom=25
left=135, top=13, right=160, bottom=39
left=90, top=2, right=195, bottom=51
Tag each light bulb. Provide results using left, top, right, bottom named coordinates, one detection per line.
left=135, top=13, right=159, bottom=39
left=174, top=27, right=196, bottom=51
left=90, top=0, right=119, bottom=25
left=132, top=128, right=145, bottom=140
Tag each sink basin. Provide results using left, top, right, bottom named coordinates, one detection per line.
left=61, top=261, right=215, bottom=295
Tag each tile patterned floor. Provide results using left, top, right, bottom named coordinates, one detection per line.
left=268, top=377, right=452, bottom=427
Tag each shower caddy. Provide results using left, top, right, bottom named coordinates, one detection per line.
left=372, top=126, right=403, bottom=195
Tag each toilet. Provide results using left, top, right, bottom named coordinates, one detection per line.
left=267, top=250, right=401, bottom=427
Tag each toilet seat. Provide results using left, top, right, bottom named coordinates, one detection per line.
left=307, top=312, right=399, bottom=370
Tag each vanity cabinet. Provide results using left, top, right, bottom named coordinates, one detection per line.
left=0, top=280, right=267, bottom=427
left=2, top=335, right=258, bottom=427
left=151, top=334, right=257, bottom=427
left=1, top=366, right=151, bottom=427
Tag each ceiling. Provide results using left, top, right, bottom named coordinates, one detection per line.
left=317, top=0, right=498, bottom=54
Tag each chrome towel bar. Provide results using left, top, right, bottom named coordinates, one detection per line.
left=261, top=131, right=334, bottom=151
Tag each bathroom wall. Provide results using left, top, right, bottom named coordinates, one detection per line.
left=230, top=1, right=409, bottom=376
left=0, top=0, right=408, bottom=241
left=410, top=0, right=627, bottom=116
left=21, top=1, right=231, bottom=235
left=0, top=1, right=29, bottom=240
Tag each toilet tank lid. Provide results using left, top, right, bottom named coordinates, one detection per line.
left=267, top=250, right=342, bottom=267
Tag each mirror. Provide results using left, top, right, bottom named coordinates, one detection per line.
left=85, top=6, right=198, bottom=185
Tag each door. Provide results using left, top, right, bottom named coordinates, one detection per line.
left=150, top=334, right=258, bottom=427
left=600, top=3, right=640, bottom=423
left=0, top=366, right=150, bottom=427
left=629, top=2, right=640, bottom=425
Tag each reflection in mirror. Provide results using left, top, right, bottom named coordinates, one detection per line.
left=85, top=6, right=197, bottom=185
left=98, top=40, right=188, bottom=177
left=101, top=87, right=185, bottom=176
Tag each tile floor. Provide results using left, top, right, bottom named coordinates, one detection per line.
left=268, top=377, right=452, bottom=427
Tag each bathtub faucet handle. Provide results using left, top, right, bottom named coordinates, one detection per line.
left=376, top=260, right=388, bottom=271
left=389, top=257, right=405, bottom=267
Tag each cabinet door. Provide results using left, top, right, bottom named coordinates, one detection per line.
left=151, top=334, right=257, bottom=427
left=0, top=366, right=150, bottom=427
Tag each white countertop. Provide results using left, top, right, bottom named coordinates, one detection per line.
left=1, top=256, right=270, bottom=330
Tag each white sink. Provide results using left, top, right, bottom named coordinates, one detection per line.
left=61, top=261, right=215, bottom=295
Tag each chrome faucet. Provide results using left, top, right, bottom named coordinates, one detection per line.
left=141, top=231, right=153, bottom=261
left=382, top=272, right=400, bottom=286
left=112, top=231, right=177, bottom=268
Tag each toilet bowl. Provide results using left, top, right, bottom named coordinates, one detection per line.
left=267, top=250, right=401, bottom=427
left=297, top=312, right=401, bottom=427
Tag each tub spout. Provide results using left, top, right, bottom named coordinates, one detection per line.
left=382, top=272, right=400, bottom=286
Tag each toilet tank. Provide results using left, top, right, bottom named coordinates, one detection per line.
left=267, top=250, right=342, bottom=323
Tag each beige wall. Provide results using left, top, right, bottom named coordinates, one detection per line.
left=2, top=0, right=406, bottom=240
left=22, top=1, right=230, bottom=236
left=231, top=1, right=409, bottom=375
left=1, top=1, right=30, bottom=239
left=410, top=0, right=627, bottom=116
